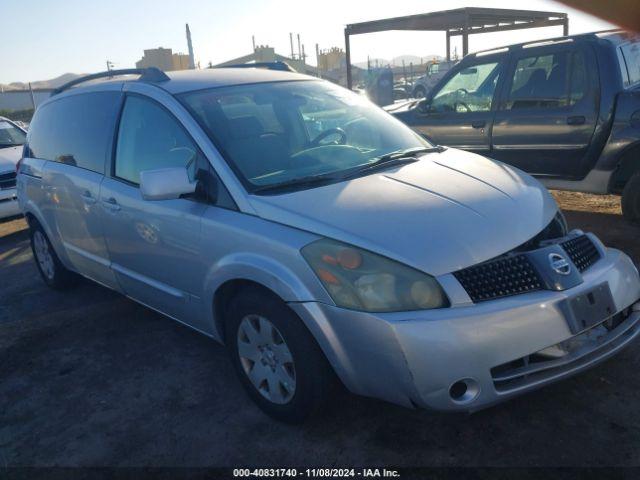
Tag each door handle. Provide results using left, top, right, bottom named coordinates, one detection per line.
left=102, top=197, right=121, bottom=211
left=80, top=191, right=96, bottom=205
left=567, top=115, right=586, bottom=126
left=471, top=120, right=486, bottom=129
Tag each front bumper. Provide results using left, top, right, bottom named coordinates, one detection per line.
left=290, top=247, right=640, bottom=411
left=0, top=187, right=20, bottom=219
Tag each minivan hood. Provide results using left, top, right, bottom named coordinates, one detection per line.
left=248, top=149, right=558, bottom=276
left=0, top=146, right=22, bottom=173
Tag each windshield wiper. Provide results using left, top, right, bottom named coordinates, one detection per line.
left=376, top=146, right=444, bottom=162
left=342, top=146, right=445, bottom=179
left=0, top=143, right=21, bottom=149
left=251, top=172, right=344, bottom=194
left=250, top=146, right=445, bottom=195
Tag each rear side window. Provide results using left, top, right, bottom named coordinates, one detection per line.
left=27, top=91, right=121, bottom=174
left=505, top=50, right=588, bottom=110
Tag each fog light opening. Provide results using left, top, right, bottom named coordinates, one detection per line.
left=449, top=378, right=480, bottom=404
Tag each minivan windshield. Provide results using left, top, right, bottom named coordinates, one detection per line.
left=179, top=80, right=431, bottom=193
left=0, top=120, right=27, bottom=148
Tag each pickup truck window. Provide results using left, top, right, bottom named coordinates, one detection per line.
left=620, top=42, right=640, bottom=87
left=430, top=61, right=501, bottom=113
left=505, top=51, right=587, bottom=110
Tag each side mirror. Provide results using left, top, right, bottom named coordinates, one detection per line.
left=140, top=167, right=196, bottom=201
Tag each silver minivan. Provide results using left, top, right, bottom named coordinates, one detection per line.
left=17, top=68, right=640, bottom=423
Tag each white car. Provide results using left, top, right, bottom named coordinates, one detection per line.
left=0, top=116, right=25, bottom=219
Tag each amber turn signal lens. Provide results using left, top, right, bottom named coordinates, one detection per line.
left=337, top=248, right=362, bottom=270
left=321, top=254, right=338, bottom=265
left=317, top=268, right=340, bottom=285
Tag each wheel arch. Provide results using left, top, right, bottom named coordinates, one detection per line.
left=610, top=142, right=640, bottom=194
left=204, top=252, right=333, bottom=343
left=213, top=279, right=278, bottom=344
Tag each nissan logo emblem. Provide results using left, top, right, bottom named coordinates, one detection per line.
left=549, top=253, right=571, bottom=276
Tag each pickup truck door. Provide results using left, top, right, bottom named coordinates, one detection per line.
left=401, top=54, right=507, bottom=154
left=490, top=44, right=599, bottom=178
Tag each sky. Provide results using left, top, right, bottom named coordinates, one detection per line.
left=1, top=0, right=616, bottom=84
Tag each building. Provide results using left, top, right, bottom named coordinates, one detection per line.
left=214, top=45, right=317, bottom=76
left=135, top=47, right=191, bottom=72
left=317, top=47, right=346, bottom=72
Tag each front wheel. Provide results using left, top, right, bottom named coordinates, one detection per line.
left=622, top=171, right=640, bottom=224
left=226, top=286, right=334, bottom=423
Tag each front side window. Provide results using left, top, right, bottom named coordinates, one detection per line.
left=0, top=120, right=26, bottom=148
left=180, top=80, right=429, bottom=192
left=115, top=96, right=198, bottom=185
left=505, top=50, right=587, bottom=110
left=430, top=61, right=502, bottom=113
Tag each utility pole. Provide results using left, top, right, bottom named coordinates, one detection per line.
left=106, top=60, right=114, bottom=75
left=289, top=33, right=295, bottom=59
left=315, top=44, right=321, bottom=78
left=186, top=24, right=195, bottom=69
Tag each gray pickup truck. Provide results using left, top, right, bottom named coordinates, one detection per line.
left=389, top=31, right=640, bottom=222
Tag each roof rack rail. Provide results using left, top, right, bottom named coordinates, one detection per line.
left=216, top=61, right=296, bottom=72
left=51, top=68, right=170, bottom=96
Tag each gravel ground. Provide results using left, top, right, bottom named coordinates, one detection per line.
left=1, top=192, right=639, bottom=468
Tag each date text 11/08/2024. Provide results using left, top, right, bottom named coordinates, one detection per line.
left=233, top=468, right=401, bottom=478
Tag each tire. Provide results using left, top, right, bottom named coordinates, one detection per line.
left=622, top=171, right=640, bottom=224
left=413, top=86, right=427, bottom=98
left=226, top=286, right=334, bottom=423
left=29, top=222, right=78, bottom=290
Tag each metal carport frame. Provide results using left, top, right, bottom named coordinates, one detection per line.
left=344, top=7, right=569, bottom=88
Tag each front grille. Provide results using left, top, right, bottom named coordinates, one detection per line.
left=561, top=235, right=600, bottom=272
left=454, top=255, right=543, bottom=303
left=0, top=171, right=16, bottom=190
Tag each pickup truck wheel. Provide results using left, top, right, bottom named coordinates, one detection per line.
left=30, top=223, right=78, bottom=289
left=226, top=286, right=333, bottom=423
left=621, top=171, right=640, bottom=224
left=413, top=85, right=427, bottom=98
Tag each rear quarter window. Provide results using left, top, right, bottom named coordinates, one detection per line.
left=27, top=91, right=121, bottom=174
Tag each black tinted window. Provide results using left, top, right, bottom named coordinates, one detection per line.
left=506, top=51, right=587, bottom=110
left=28, top=91, right=121, bottom=173
left=115, top=95, right=198, bottom=184
left=620, top=42, right=640, bottom=87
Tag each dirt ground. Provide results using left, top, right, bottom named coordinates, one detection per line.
left=1, top=192, right=639, bottom=469
left=552, top=191, right=640, bottom=264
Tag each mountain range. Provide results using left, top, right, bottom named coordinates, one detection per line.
left=1, top=73, right=85, bottom=91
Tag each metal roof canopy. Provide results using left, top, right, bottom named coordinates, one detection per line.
left=344, top=7, right=569, bottom=88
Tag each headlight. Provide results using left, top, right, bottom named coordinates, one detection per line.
left=301, top=239, right=449, bottom=312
